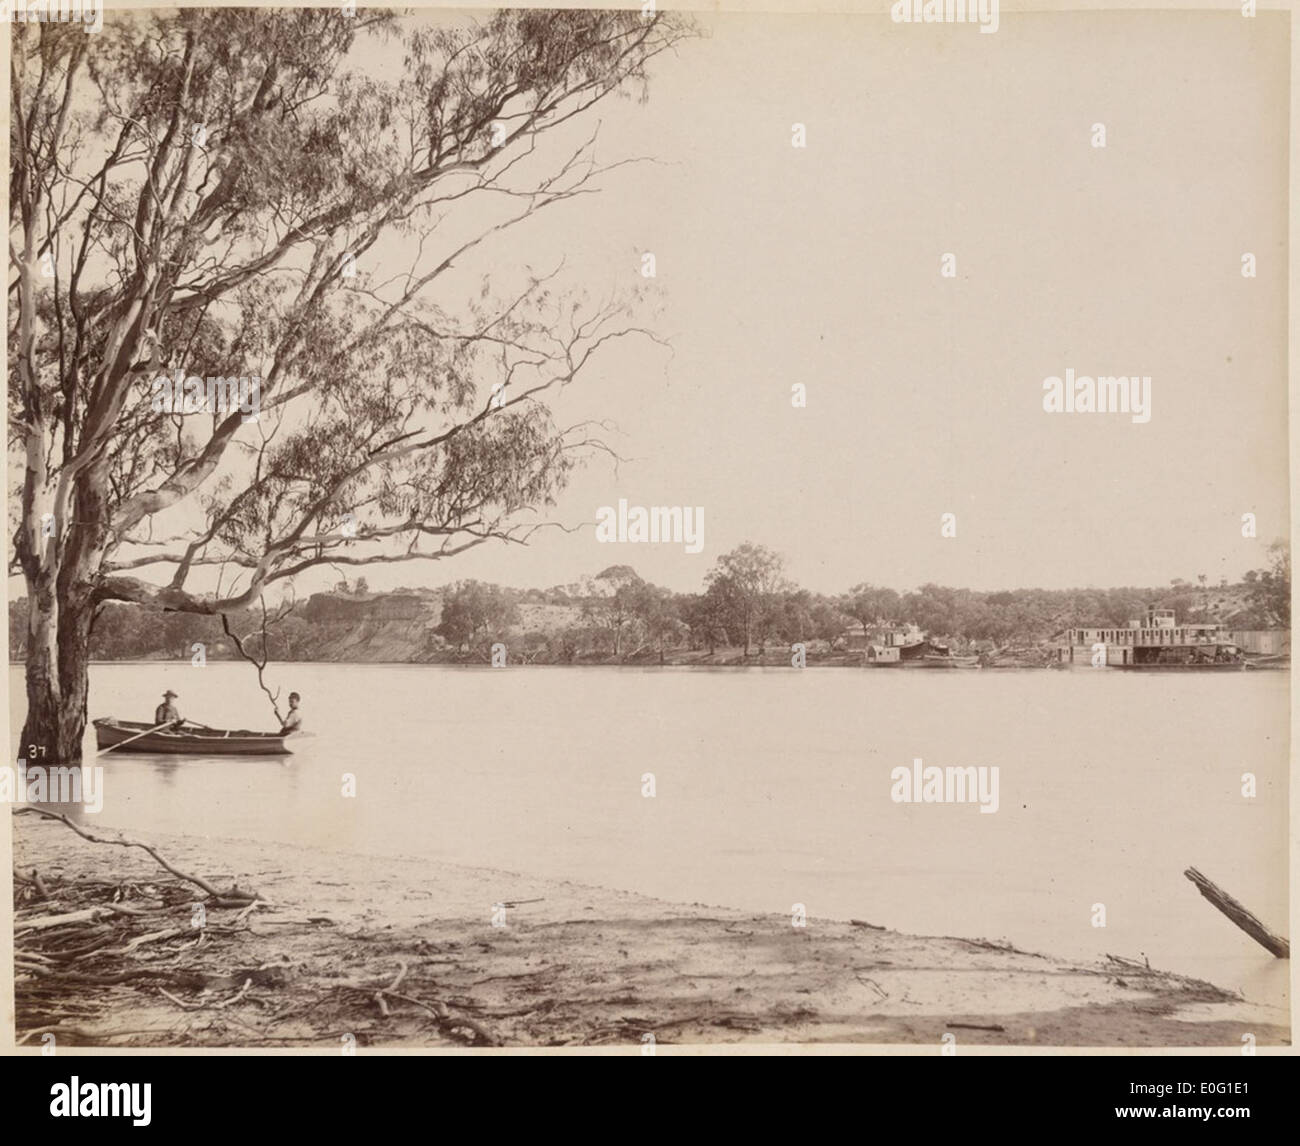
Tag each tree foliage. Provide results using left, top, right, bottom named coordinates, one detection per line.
left=704, top=542, right=788, bottom=655
left=9, top=9, right=691, bottom=757
left=1248, top=540, right=1290, bottom=627
left=435, top=579, right=518, bottom=651
left=9, top=553, right=1286, bottom=666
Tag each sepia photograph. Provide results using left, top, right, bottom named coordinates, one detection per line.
left=2, top=0, right=1295, bottom=1086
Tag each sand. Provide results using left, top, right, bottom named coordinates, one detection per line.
left=11, top=815, right=1289, bottom=1050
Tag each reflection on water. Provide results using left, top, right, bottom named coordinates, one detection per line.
left=8, top=661, right=1290, bottom=1012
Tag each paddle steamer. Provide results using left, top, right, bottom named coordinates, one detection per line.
left=1054, top=607, right=1247, bottom=670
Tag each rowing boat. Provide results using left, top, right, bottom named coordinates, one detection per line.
left=93, top=717, right=293, bottom=756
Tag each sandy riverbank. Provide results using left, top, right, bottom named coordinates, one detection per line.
left=10, top=815, right=1289, bottom=1049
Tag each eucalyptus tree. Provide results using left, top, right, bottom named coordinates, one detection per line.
left=9, top=8, right=689, bottom=760
left=706, top=542, right=788, bottom=656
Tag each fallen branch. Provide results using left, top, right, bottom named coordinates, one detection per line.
left=1183, top=867, right=1289, bottom=959
left=16, top=908, right=112, bottom=932
left=330, top=961, right=497, bottom=1046
left=105, top=902, right=167, bottom=917
left=14, top=950, right=55, bottom=963
left=16, top=1027, right=175, bottom=1046
left=384, top=990, right=500, bottom=1047
left=111, top=927, right=189, bottom=955
left=206, top=891, right=261, bottom=909
left=212, top=978, right=254, bottom=1010
left=252, top=915, right=333, bottom=927
left=48, top=934, right=121, bottom=962
left=14, top=807, right=227, bottom=898
left=386, top=960, right=410, bottom=992
left=157, top=988, right=202, bottom=1012
left=373, top=960, right=409, bottom=1019
left=854, top=975, right=889, bottom=1000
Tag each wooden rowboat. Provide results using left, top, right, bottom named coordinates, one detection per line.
left=93, top=717, right=293, bottom=756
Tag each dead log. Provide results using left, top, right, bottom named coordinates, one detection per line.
left=109, top=926, right=189, bottom=955
left=16, top=908, right=112, bottom=932
left=1184, top=867, right=1289, bottom=958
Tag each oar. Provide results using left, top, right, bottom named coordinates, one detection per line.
left=97, top=720, right=174, bottom=755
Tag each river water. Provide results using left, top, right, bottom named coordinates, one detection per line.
left=10, top=662, right=1290, bottom=1011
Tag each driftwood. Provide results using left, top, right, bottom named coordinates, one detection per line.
left=15, top=868, right=53, bottom=899
left=16, top=907, right=112, bottom=932
left=1184, top=867, right=1289, bottom=959
left=15, top=1027, right=176, bottom=1046
left=331, top=960, right=499, bottom=1046
left=14, top=806, right=237, bottom=899
left=13, top=810, right=501, bottom=1048
left=108, top=927, right=189, bottom=955
left=12, top=806, right=278, bottom=1044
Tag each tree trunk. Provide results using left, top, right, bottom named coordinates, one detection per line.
left=17, top=461, right=106, bottom=767
left=20, top=587, right=94, bottom=765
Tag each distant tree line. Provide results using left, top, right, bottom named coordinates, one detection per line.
left=7, top=540, right=1289, bottom=664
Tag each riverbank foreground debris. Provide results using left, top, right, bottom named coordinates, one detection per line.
left=12, top=810, right=1287, bottom=1048
left=11, top=808, right=498, bottom=1047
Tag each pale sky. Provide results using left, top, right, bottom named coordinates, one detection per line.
left=15, top=8, right=1292, bottom=599
left=414, top=9, right=1291, bottom=594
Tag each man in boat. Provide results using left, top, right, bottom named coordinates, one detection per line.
left=154, top=689, right=183, bottom=730
left=279, top=692, right=303, bottom=735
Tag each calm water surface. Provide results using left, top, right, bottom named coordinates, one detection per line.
left=12, top=663, right=1290, bottom=1009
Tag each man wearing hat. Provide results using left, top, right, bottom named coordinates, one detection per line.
left=155, top=689, right=183, bottom=729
